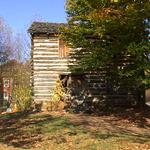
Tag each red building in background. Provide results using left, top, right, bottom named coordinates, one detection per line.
left=0, top=78, right=13, bottom=106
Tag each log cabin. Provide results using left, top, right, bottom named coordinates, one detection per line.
left=28, top=22, right=140, bottom=111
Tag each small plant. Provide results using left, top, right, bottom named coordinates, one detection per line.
left=46, top=79, right=66, bottom=111
left=52, top=79, right=65, bottom=100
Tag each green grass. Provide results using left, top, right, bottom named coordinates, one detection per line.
left=0, top=112, right=150, bottom=150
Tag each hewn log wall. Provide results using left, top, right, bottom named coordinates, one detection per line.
left=31, top=34, right=139, bottom=109
left=31, top=34, right=70, bottom=102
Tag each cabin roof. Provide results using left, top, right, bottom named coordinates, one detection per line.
left=28, top=22, right=66, bottom=34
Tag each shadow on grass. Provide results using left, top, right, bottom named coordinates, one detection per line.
left=94, top=106, right=150, bottom=128
left=0, top=107, right=150, bottom=149
left=69, top=106, right=150, bottom=145
left=90, top=130, right=150, bottom=144
left=0, top=111, right=76, bottom=149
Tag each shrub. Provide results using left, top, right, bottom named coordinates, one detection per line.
left=12, top=87, right=32, bottom=111
left=46, top=79, right=66, bottom=111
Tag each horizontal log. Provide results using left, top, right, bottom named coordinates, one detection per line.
left=33, top=51, right=59, bottom=55
left=32, top=78, right=57, bottom=82
left=33, top=78, right=57, bottom=81
left=33, top=82, right=55, bottom=85
left=33, top=63, right=68, bottom=67
left=34, top=45, right=59, bottom=49
left=34, top=87, right=54, bottom=90
left=33, top=39, right=59, bottom=43
left=34, top=93, right=52, bottom=96
left=33, top=53, right=59, bottom=57
left=34, top=43, right=59, bottom=47
left=33, top=61, right=68, bottom=64
left=33, top=75, right=58, bottom=79
left=33, top=69, right=71, bottom=74
left=33, top=59, right=68, bottom=62
left=33, top=66, right=68, bottom=69
left=33, top=50, right=58, bottom=53
left=34, top=99, right=51, bottom=102
left=88, top=86, right=106, bottom=90
left=34, top=80, right=56, bottom=84
left=33, top=70, right=61, bottom=74
left=34, top=93, right=53, bottom=96
left=85, top=79, right=106, bottom=83
left=33, top=68, right=69, bottom=72
left=33, top=57, right=73, bottom=61
left=87, top=94, right=107, bottom=98
left=34, top=47, right=59, bottom=51
left=33, top=55, right=59, bottom=58
left=33, top=61, right=74, bottom=65
left=33, top=73, right=59, bottom=77
left=33, top=85, right=55, bottom=88
left=34, top=91, right=53, bottom=94
left=34, top=98, right=52, bottom=102
left=34, top=36, right=58, bottom=40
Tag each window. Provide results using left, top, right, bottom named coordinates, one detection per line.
left=4, top=80, right=9, bottom=88
left=3, top=92, right=9, bottom=100
left=59, top=74, right=85, bottom=95
left=59, top=39, right=70, bottom=58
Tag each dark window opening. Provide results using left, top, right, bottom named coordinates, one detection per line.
left=59, top=74, right=86, bottom=96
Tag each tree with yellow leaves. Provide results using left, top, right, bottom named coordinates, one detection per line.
left=62, top=0, right=150, bottom=107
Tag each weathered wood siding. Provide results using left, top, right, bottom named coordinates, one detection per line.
left=31, top=34, right=70, bottom=102
left=84, top=73, right=138, bottom=107
left=31, top=33, right=139, bottom=108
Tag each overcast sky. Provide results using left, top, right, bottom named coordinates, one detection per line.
left=0, top=0, right=67, bottom=34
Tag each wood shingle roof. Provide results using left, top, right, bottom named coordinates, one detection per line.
left=28, top=22, right=66, bottom=34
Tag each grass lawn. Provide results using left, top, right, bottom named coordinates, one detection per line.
left=0, top=108, right=150, bottom=150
